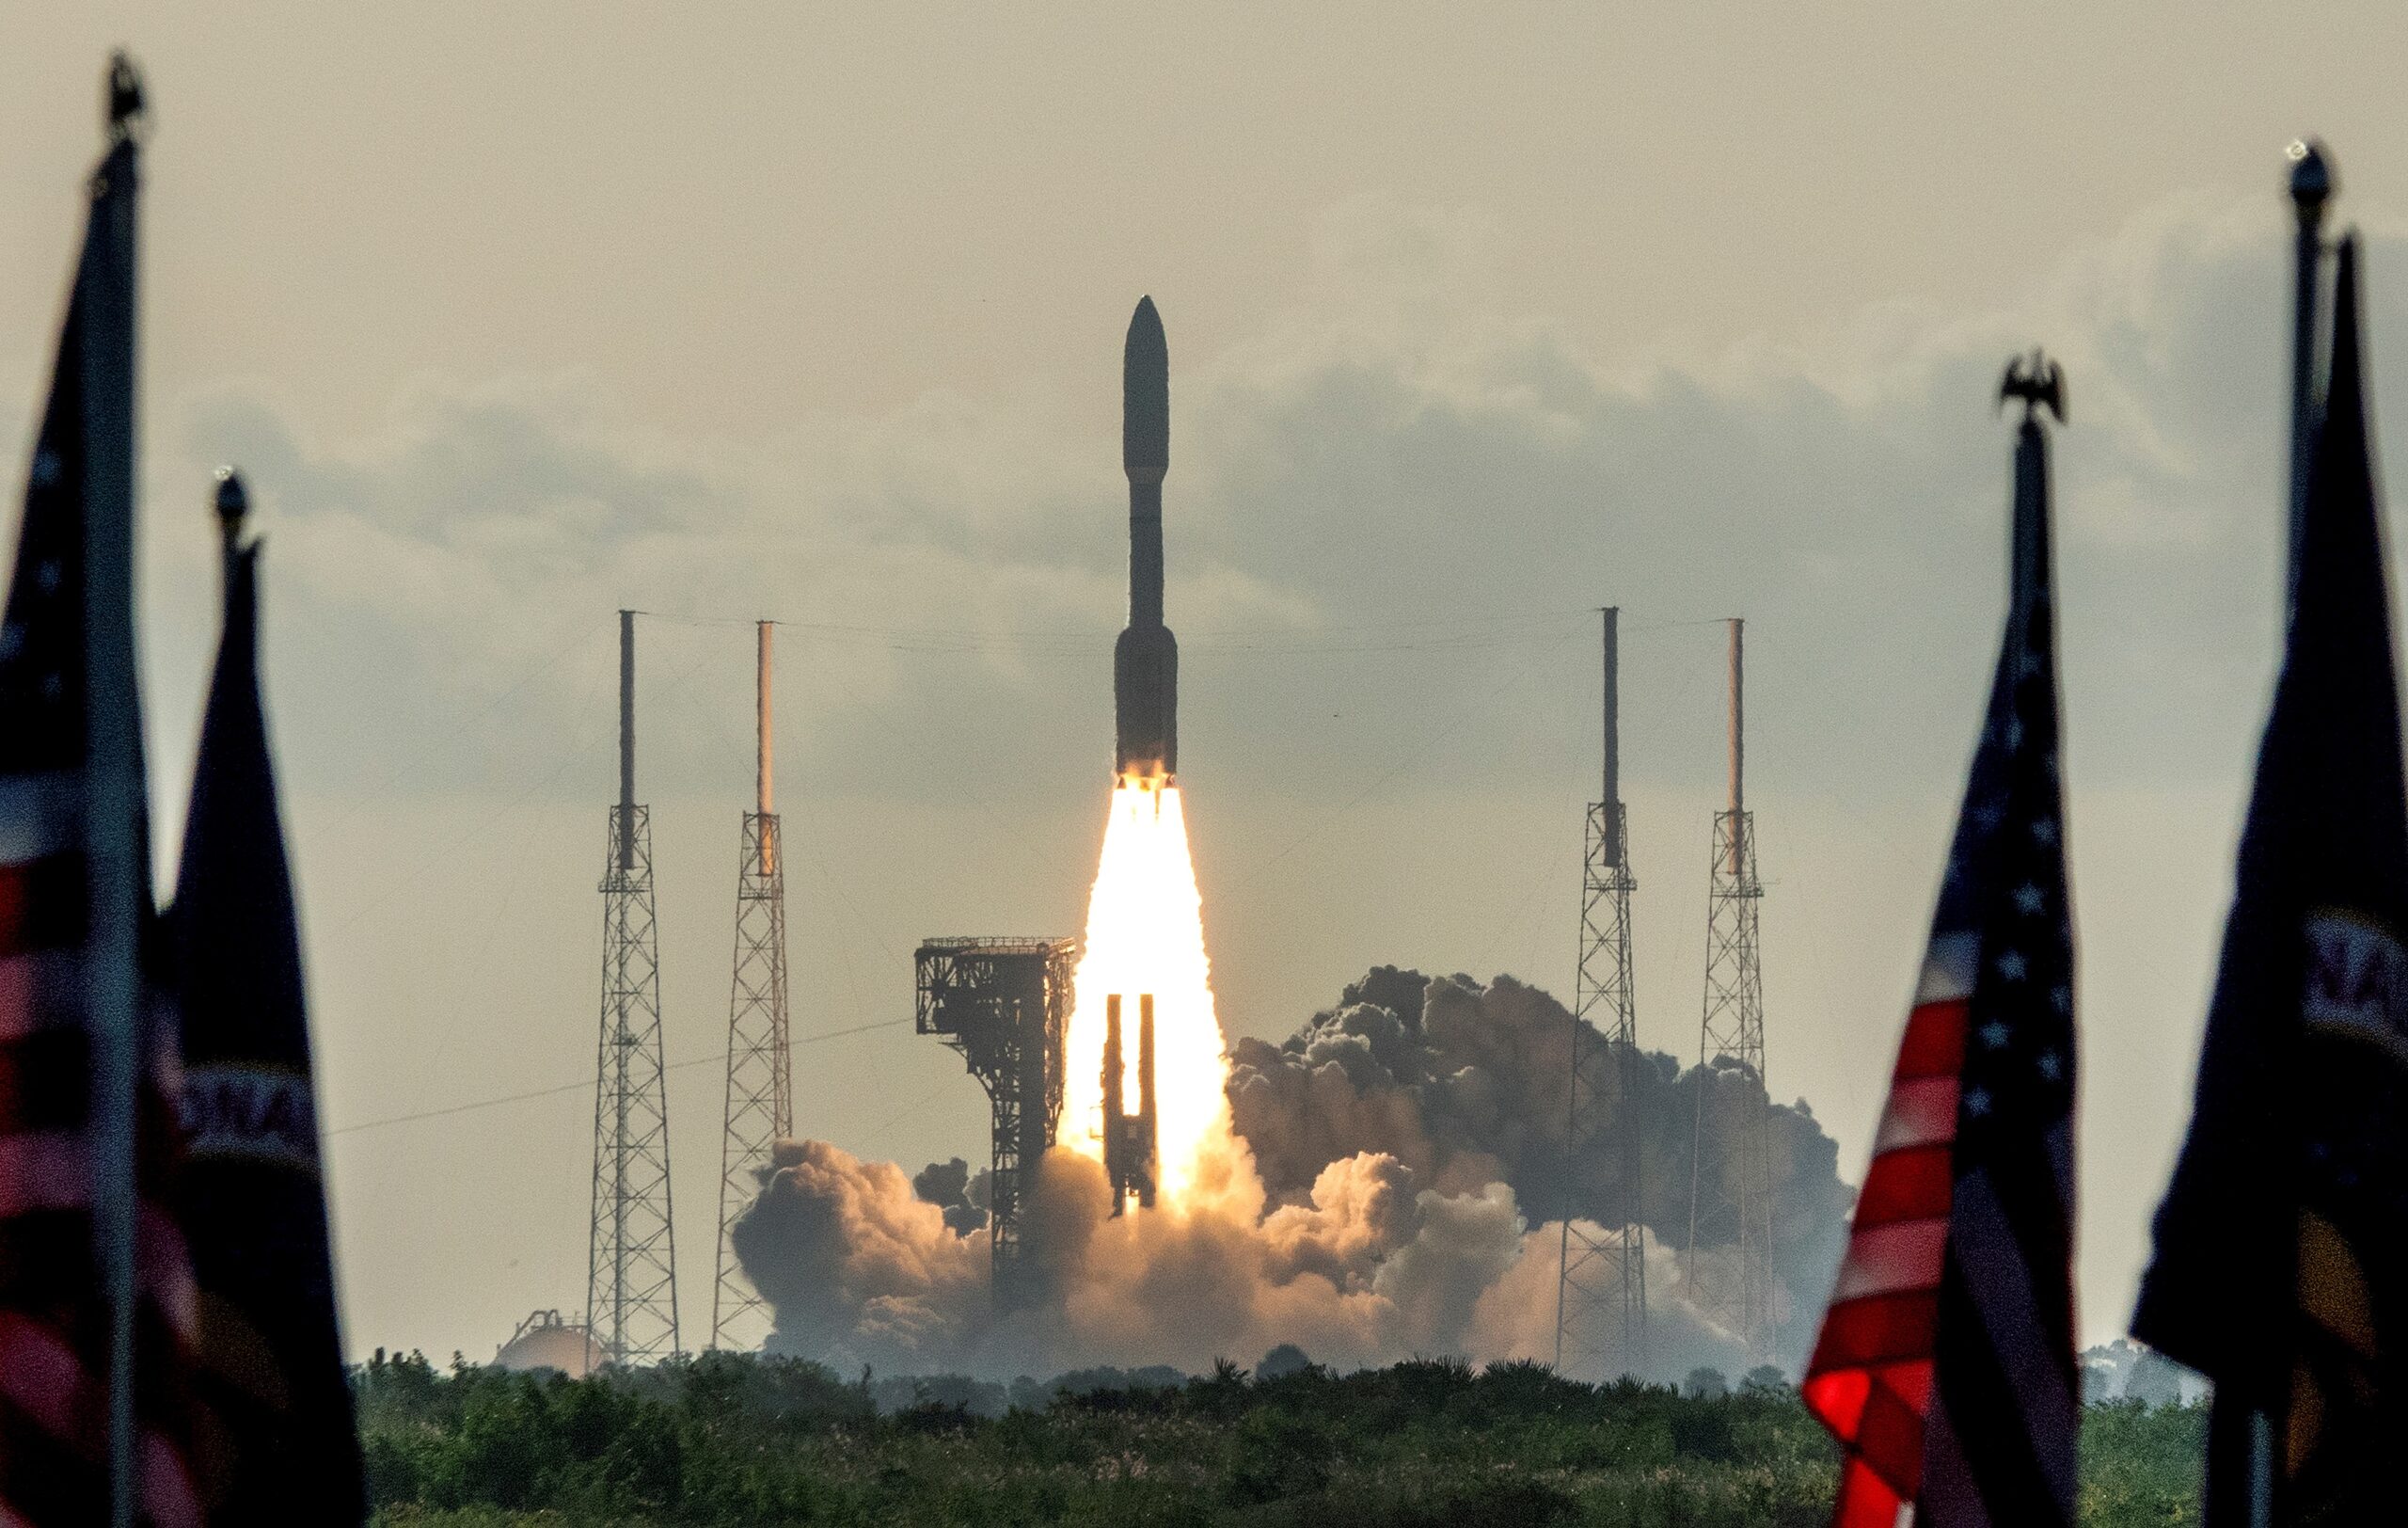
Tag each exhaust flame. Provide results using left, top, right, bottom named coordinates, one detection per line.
left=1057, top=774, right=1232, bottom=1207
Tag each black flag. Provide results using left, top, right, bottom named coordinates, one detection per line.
left=2133, top=237, right=2408, bottom=1520
left=170, top=474, right=364, bottom=1522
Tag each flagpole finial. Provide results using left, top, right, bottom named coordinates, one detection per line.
left=1999, top=349, right=2067, bottom=425
left=104, top=53, right=146, bottom=145
left=2289, top=138, right=2335, bottom=210
left=214, top=468, right=248, bottom=551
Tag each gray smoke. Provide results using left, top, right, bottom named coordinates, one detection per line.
left=733, top=968, right=1854, bottom=1378
left=1228, top=967, right=1851, bottom=1361
left=912, top=1156, right=991, bottom=1236
left=734, top=1134, right=1532, bottom=1378
left=730, top=1139, right=985, bottom=1369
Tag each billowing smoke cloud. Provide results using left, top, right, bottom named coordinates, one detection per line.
left=911, top=1156, right=990, bottom=1237
left=735, top=1136, right=1531, bottom=1377
left=730, top=1140, right=985, bottom=1366
left=734, top=968, right=1855, bottom=1380
left=1228, top=967, right=1853, bottom=1356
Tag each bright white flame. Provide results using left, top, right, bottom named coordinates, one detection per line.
left=1056, top=775, right=1231, bottom=1206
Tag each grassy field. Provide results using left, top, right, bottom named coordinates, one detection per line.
left=358, top=1350, right=2204, bottom=1527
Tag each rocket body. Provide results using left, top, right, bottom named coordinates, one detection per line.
left=1115, top=296, right=1179, bottom=780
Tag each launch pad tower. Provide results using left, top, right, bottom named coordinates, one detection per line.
left=587, top=611, right=681, bottom=1365
left=914, top=937, right=1075, bottom=1308
left=712, top=621, right=792, bottom=1351
left=1685, top=617, right=1776, bottom=1361
left=1555, top=606, right=1648, bottom=1378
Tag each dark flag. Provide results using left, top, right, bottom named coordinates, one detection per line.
left=0, top=58, right=201, bottom=1527
left=2133, top=238, right=2408, bottom=1521
left=169, top=473, right=364, bottom=1522
left=1804, top=354, right=2079, bottom=1527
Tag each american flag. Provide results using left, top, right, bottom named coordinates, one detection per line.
left=1803, top=373, right=2079, bottom=1528
left=0, top=80, right=200, bottom=1527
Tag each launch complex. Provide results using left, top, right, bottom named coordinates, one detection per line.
left=577, top=294, right=1776, bottom=1376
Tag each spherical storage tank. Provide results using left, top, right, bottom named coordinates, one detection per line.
left=492, top=1309, right=604, bottom=1377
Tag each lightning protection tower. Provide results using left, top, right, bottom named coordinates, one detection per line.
left=1685, top=617, right=1775, bottom=1361
left=713, top=621, right=792, bottom=1350
left=1556, top=606, right=1648, bottom=1378
left=587, top=610, right=680, bottom=1365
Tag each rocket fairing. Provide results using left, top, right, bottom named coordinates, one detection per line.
left=1115, top=296, right=1179, bottom=780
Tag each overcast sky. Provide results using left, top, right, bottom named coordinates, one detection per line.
left=8, top=5, right=2408, bottom=1363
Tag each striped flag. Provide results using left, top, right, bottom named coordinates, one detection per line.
left=0, top=64, right=200, bottom=1526
left=1803, top=362, right=2079, bottom=1527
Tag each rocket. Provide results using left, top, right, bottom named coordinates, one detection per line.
left=1115, top=296, right=1178, bottom=781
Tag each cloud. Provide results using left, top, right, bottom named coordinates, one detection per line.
left=170, top=188, right=2382, bottom=823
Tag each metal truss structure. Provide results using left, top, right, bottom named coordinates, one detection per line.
left=1685, top=619, right=1776, bottom=1362
left=711, top=809, right=790, bottom=1350
left=1558, top=804, right=1649, bottom=1377
left=914, top=937, right=1074, bottom=1309
left=710, top=621, right=792, bottom=1352
left=1557, top=608, right=1648, bottom=1379
left=587, top=611, right=679, bottom=1366
left=587, top=802, right=680, bottom=1364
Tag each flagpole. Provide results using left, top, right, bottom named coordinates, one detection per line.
left=2287, top=140, right=2333, bottom=613
left=2256, top=137, right=2330, bottom=1528
left=2212, top=134, right=2336, bottom=1528
left=214, top=468, right=247, bottom=582
left=85, top=59, right=146, bottom=1528
left=2249, top=1411, right=2274, bottom=1528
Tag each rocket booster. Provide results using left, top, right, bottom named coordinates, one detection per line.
left=1115, top=296, right=1179, bottom=780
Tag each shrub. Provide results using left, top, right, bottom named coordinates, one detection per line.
left=353, top=1351, right=2195, bottom=1526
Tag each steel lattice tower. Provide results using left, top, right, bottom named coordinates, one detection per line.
left=1685, top=617, right=1775, bottom=1361
left=713, top=622, right=792, bottom=1350
left=587, top=610, right=680, bottom=1365
left=1556, top=607, right=1648, bottom=1378
left=914, top=938, right=1075, bottom=1310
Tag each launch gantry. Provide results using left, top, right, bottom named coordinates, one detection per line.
left=914, top=937, right=1075, bottom=1309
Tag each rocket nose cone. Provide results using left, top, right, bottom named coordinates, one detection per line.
left=1128, top=294, right=1164, bottom=348
left=1124, top=296, right=1169, bottom=484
